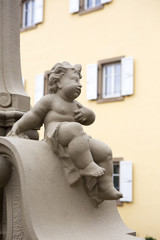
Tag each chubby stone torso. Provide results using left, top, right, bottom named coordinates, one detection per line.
left=43, top=94, right=80, bottom=137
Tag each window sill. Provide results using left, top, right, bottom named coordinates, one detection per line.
left=20, top=24, right=37, bottom=32
left=97, top=96, right=124, bottom=103
left=79, top=5, right=103, bottom=15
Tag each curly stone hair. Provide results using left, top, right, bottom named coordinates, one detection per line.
left=48, top=61, right=82, bottom=94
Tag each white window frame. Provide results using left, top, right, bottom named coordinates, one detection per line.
left=113, top=161, right=120, bottom=191
left=21, top=0, right=43, bottom=29
left=22, top=0, right=35, bottom=28
left=94, top=56, right=134, bottom=103
left=70, top=0, right=112, bottom=14
left=113, top=159, right=133, bottom=204
left=84, top=0, right=101, bottom=10
left=102, top=62, right=121, bottom=99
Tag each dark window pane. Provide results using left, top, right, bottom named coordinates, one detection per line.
left=113, top=163, right=119, bottom=174
left=113, top=176, right=119, bottom=191
left=25, top=2, right=29, bottom=26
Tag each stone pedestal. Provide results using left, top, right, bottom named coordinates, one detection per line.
left=0, top=137, right=144, bottom=240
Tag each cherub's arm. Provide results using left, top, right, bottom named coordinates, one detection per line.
left=8, top=96, right=51, bottom=136
left=74, top=101, right=96, bottom=126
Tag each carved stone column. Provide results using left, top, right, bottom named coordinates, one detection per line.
left=0, top=1, right=33, bottom=238
left=0, top=0, right=30, bottom=132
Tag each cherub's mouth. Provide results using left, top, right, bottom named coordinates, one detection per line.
left=76, top=89, right=81, bottom=94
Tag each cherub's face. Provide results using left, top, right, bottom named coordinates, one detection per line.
left=59, top=69, right=82, bottom=101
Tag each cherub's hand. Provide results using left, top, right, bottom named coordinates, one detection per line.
left=74, top=109, right=87, bottom=123
left=7, top=128, right=29, bottom=139
left=7, top=124, right=21, bottom=137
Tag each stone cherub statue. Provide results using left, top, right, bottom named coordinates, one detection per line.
left=8, top=61, right=123, bottom=203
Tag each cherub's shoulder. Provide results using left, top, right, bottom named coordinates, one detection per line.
left=40, top=94, right=54, bottom=102
left=36, top=94, right=54, bottom=109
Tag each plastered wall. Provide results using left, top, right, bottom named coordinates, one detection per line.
left=20, top=0, right=160, bottom=238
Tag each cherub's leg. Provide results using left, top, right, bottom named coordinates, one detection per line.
left=89, top=138, right=123, bottom=200
left=57, top=122, right=105, bottom=177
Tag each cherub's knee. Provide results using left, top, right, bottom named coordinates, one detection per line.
left=58, top=122, right=85, bottom=147
left=68, top=122, right=84, bottom=137
left=105, top=145, right=112, bottom=158
left=100, top=144, right=112, bottom=162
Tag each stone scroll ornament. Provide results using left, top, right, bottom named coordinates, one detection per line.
left=0, top=92, right=12, bottom=107
left=8, top=62, right=123, bottom=206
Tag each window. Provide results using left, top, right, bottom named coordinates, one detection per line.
left=44, top=71, right=50, bottom=95
left=35, top=73, right=44, bottom=103
left=34, top=71, right=49, bottom=103
left=22, top=0, right=35, bottom=28
left=113, top=160, right=120, bottom=191
left=84, top=0, right=101, bottom=10
left=21, top=0, right=44, bottom=30
left=69, top=0, right=112, bottom=14
left=102, top=62, right=121, bottom=99
left=113, top=159, right=133, bottom=204
left=86, top=56, right=134, bottom=102
left=113, top=158, right=122, bottom=206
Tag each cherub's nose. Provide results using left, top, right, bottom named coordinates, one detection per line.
left=78, top=83, right=82, bottom=88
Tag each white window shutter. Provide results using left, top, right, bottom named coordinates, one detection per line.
left=101, top=0, right=112, bottom=4
left=69, top=0, right=79, bottom=13
left=86, top=64, right=98, bottom=100
left=35, top=74, right=44, bottom=103
left=120, top=161, right=132, bottom=202
left=121, top=57, right=134, bottom=96
left=22, top=77, right=25, bottom=86
left=34, top=0, right=44, bottom=24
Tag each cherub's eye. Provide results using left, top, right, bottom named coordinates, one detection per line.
left=71, top=77, right=79, bottom=83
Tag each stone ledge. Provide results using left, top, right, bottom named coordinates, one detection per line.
left=0, top=110, right=25, bottom=127
left=0, top=137, right=144, bottom=240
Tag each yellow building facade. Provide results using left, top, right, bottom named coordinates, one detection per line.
left=20, top=0, right=160, bottom=238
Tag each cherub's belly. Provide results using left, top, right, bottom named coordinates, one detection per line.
left=44, top=117, right=76, bottom=138
left=45, top=110, right=75, bottom=123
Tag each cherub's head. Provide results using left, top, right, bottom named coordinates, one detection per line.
left=48, top=62, right=82, bottom=94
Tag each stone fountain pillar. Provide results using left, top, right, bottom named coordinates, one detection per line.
left=0, top=0, right=30, bottom=136
left=0, top=1, right=36, bottom=238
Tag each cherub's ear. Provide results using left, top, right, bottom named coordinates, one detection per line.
left=57, top=81, right=62, bottom=89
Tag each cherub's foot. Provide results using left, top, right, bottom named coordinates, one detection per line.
left=80, top=162, right=105, bottom=177
left=99, top=184, right=123, bottom=200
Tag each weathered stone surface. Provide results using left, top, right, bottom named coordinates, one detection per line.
left=0, top=0, right=30, bottom=113
left=0, top=137, right=144, bottom=240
